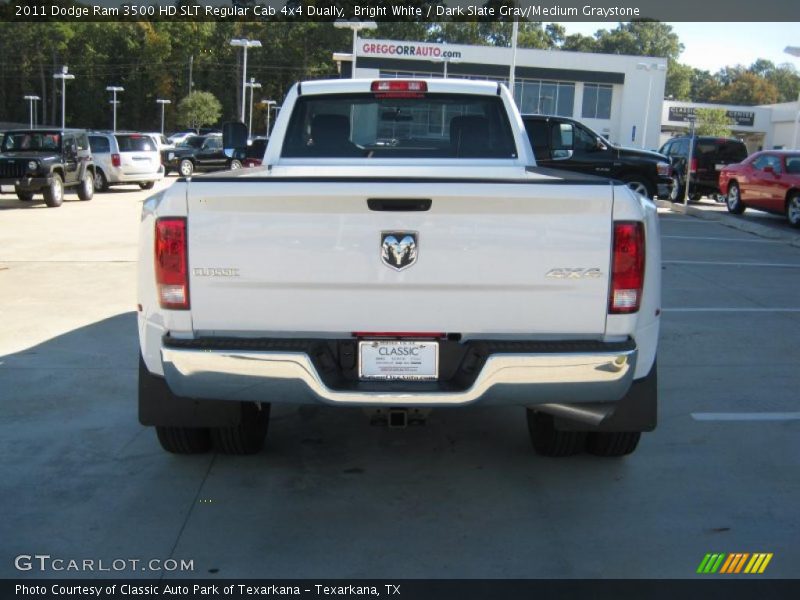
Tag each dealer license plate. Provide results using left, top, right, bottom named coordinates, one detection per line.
left=358, top=340, right=439, bottom=381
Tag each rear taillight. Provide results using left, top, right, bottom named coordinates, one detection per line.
left=155, top=218, right=189, bottom=310
left=689, top=157, right=697, bottom=173
left=111, top=153, right=121, bottom=167
left=609, top=222, right=645, bottom=314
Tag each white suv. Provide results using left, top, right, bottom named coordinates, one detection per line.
left=88, top=132, right=164, bottom=192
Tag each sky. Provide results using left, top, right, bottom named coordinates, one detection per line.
left=561, top=22, right=800, bottom=73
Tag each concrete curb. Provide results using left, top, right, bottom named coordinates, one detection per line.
left=656, top=199, right=800, bottom=247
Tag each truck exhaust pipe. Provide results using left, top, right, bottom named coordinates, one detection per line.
left=535, top=402, right=615, bottom=426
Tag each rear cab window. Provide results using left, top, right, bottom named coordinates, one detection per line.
left=282, top=92, right=517, bottom=159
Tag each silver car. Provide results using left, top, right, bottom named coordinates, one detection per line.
left=88, top=132, right=164, bottom=192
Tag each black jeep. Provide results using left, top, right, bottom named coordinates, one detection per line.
left=0, top=129, right=95, bottom=207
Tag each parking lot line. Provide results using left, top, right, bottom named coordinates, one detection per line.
left=692, top=412, right=800, bottom=421
left=663, top=308, right=800, bottom=313
left=661, top=235, right=781, bottom=244
left=663, top=260, right=800, bottom=268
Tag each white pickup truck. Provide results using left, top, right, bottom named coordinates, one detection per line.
left=138, top=79, right=660, bottom=458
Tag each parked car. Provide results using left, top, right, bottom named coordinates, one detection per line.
left=167, top=130, right=196, bottom=146
left=0, top=128, right=94, bottom=207
left=719, top=151, right=800, bottom=227
left=163, top=133, right=241, bottom=176
left=168, top=128, right=221, bottom=147
left=522, top=115, right=672, bottom=199
left=88, top=132, right=163, bottom=192
left=243, top=137, right=267, bottom=167
left=659, top=135, right=748, bottom=202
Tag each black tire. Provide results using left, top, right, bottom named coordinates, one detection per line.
left=211, top=403, right=270, bottom=455
left=586, top=431, right=641, bottom=457
left=229, top=159, right=242, bottom=170
left=156, top=426, right=213, bottom=455
left=786, top=192, right=800, bottom=228
left=139, top=181, right=155, bottom=190
left=726, top=182, right=745, bottom=214
left=178, top=159, right=194, bottom=177
left=526, top=410, right=586, bottom=457
left=77, top=171, right=94, bottom=201
left=42, top=173, right=64, bottom=207
left=94, top=169, right=109, bottom=192
left=15, top=188, right=34, bottom=201
left=689, top=193, right=703, bottom=202
left=621, top=175, right=655, bottom=199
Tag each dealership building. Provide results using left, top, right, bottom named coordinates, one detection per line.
left=660, top=100, right=800, bottom=154
left=334, top=38, right=668, bottom=150
left=333, top=38, right=799, bottom=154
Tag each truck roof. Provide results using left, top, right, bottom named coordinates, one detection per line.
left=298, top=78, right=503, bottom=97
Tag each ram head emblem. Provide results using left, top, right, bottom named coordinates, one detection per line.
left=380, top=232, right=418, bottom=271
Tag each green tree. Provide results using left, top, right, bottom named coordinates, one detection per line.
left=176, top=91, right=222, bottom=130
left=712, top=72, right=779, bottom=105
left=666, top=60, right=692, bottom=101
left=691, top=69, right=723, bottom=103
left=593, top=21, right=683, bottom=61
left=694, top=108, right=733, bottom=136
left=561, top=33, right=598, bottom=53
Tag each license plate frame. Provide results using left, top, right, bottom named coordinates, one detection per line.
left=358, top=340, right=439, bottom=381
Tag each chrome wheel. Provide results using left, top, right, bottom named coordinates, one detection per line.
left=726, top=183, right=745, bottom=215
left=179, top=159, right=193, bottom=177
left=787, top=194, right=800, bottom=228
left=626, top=180, right=650, bottom=198
left=669, top=176, right=680, bottom=202
left=230, top=159, right=242, bottom=170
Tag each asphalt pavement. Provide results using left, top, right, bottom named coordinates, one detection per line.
left=1, top=183, right=798, bottom=579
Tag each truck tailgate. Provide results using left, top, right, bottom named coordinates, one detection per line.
left=186, top=180, right=613, bottom=336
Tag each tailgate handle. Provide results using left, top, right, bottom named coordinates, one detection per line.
left=367, top=199, right=431, bottom=212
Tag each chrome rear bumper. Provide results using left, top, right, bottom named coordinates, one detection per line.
left=161, top=344, right=637, bottom=409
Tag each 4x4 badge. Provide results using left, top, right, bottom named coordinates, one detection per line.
left=381, top=232, right=418, bottom=271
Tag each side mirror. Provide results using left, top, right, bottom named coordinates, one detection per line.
left=552, top=149, right=574, bottom=161
left=222, top=122, right=248, bottom=158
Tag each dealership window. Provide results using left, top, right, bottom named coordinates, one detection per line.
left=515, top=80, right=574, bottom=117
left=582, top=84, right=612, bottom=119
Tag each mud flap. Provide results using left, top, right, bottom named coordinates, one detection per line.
left=138, top=354, right=244, bottom=427
left=555, top=359, right=657, bottom=432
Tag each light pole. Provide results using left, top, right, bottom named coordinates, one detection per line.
left=636, top=62, right=667, bottom=149
left=435, top=54, right=460, bottom=78
left=245, top=78, right=261, bottom=138
left=334, top=21, right=377, bottom=78
left=53, top=66, right=75, bottom=129
left=784, top=47, right=800, bottom=149
left=260, top=99, right=276, bottom=138
left=683, top=115, right=697, bottom=205
left=105, top=86, right=124, bottom=132
left=229, top=38, right=262, bottom=123
left=156, top=99, right=171, bottom=135
left=509, top=20, right=519, bottom=95
left=23, top=95, right=40, bottom=128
